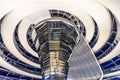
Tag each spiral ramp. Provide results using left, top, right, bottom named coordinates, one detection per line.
left=0, top=0, right=120, bottom=80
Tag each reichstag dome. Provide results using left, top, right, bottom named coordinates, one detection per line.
left=0, top=0, right=120, bottom=80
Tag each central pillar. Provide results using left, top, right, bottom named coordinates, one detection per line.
left=36, top=21, right=79, bottom=80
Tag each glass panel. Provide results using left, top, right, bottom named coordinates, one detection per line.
left=67, top=36, right=103, bottom=80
